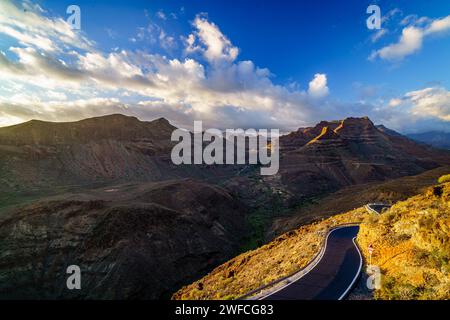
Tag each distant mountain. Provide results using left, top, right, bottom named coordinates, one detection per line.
left=408, top=131, right=450, bottom=150
left=0, top=114, right=175, bottom=145
left=0, top=114, right=238, bottom=196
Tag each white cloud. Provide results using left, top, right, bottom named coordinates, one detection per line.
left=0, top=1, right=333, bottom=131
left=370, top=14, right=450, bottom=61
left=371, top=29, right=388, bottom=43
left=0, top=97, right=131, bottom=126
left=0, top=0, right=93, bottom=52
left=308, top=74, right=329, bottom=98
left=406, top=87, right=450, bottom=122
left=156, top=10, right=167, bottom=20
left=187, top=15, right=239, bottom=64
left=159, top=30, right=177, bottom=50
left=184, top=34, right=200, bottom=54
left=374, top=87, right=450, bottom=132
left=425, top=15, right=450, bottom=34
left=129, top=21, right=178, bottom=52
left=370, top=27, right=423, bottom=61
left=5, top=1, right=448, bottom=134
left=388, top=98, right=402, bottom=107
left=400, top=15, right=430, bottom=27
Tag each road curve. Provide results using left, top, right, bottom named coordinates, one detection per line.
left=262, top=226, right=362, bottom=300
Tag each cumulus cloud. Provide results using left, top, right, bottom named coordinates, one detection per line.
left=0, top=0, right=93, bottom=52
left=426, top=15, right=450, bottom=34
left=369, top=26, right=423, bottom=61
left=374, top=87, right=450, bottom=133
left=308, top=74, right=329, bottom=98
left=405, top=87, right=450, bottom=121
left=186, top=15, right=239, bottom=64
left=388, top=98, right=402, bottom=107
left=370, top=14, right=450, bottom=61
left=0, top=1, right=332, bottom=130
left=2, top=1, right=447, bottom=134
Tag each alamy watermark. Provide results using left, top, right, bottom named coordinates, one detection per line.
left=66, top=265, right=81, bottom=290
left=171, top=121, right=279, bottom=175
left=366, top=5, right=381, bottom=30
left=366, top=265, right=382, bottom=290
left=66, top=5, right=81, bottom=30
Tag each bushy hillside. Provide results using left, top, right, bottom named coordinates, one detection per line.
left=269, top=166, right=450, bottom=237
left=357, top=179, right=450, bottom=300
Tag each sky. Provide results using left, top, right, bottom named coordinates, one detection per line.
left=0, top=0, right=449, bottom=133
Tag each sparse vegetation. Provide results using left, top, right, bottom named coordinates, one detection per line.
left=438, top=174, right=450, bottom=184
left=270, top=166, right=450, bottom=237
left=174, top=175, right=450, bottom=300
left=357, top=182, right=450, bottom=300
left=173, top=208, right=368, bottom=300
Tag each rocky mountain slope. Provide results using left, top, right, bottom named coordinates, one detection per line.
left=0, top=179, right=249, bottom=299
left=277, top=117, right=450, bottom=201
left=1, top=115, right=448, bottom=207
left=0, top=114, right=176, bottom=191
left=0, top=114, right=238, bottom=210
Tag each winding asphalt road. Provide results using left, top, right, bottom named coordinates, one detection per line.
left=262, top=226, right=362, bottom=300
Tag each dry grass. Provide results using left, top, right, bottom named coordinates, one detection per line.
left=172, top=207, right=368, bottom=300
left=357, top=178, right=450, bottom=300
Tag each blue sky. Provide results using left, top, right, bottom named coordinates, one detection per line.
left=0, top=0, right=449, bottom=133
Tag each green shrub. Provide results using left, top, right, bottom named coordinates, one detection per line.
left=438, top=174, right=450, bottom=184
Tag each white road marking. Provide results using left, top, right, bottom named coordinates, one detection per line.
left=259, top=225, right=360, bottom=300
left=338, top=236, right=363, bottom=300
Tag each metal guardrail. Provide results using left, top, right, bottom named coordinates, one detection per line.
left=237, top=223, right=361, bottom=300
left=365, top=204, right=380, bottom=215
left=365, top=203, right=391, bottom=215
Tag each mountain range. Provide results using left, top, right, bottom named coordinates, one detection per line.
left=408, top=131, right=450, bottom=150
left=0, top=114, right=449, bottom=299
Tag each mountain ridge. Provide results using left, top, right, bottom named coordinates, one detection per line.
left=0, top=114, right=175, bottom=145
left=1, top=114, right=450, bottom=299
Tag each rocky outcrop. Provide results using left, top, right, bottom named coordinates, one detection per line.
left=277, top=117, right=450, bottom=201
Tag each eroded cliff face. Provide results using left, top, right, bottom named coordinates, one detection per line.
left=0, top=180, right=249, bottom=299
left=276, top=117, right=449, bottom=200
